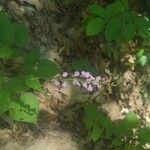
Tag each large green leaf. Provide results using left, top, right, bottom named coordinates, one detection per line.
left=0, top=11, right=14, bottom=46
left=9, top=92, right=39, bottom=124
left=86, top=18, right=105, bottom=36
left=138, top=55, right=148, bottom=66
left=37, top=59, right=58, bottom=79
left=123, top=23, right=136, bottom=41
left=13, top=23, right=29, bottom=48
left=88, top=4, right=105, bottom=18
left=0, top=90, right=10, bottom=116
left=106, top=0, right=128, bottom=18
left=105, top=17, right=122, bottom=42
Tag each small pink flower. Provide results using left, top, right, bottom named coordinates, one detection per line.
left=81, top=71, right=90, bottom=78
left=62, top=72, right=68, bottom=77
left=81, top=71, right=86, bottom=76
left=87, top=85, right=93, bottom=92
left=84, top=72, right=90, bottom=78
left=73, top=71, right=80, bottom=77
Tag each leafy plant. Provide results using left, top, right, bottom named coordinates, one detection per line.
left=85, top=0, right=150, bottom=64
left=0, top=11, right=59, bottom=124
left=86, top=1, right=150, bottom=42
left=83, top=103, right=150, bottom=149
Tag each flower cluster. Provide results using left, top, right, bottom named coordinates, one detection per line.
left=61, top=71, right=102, bottom=92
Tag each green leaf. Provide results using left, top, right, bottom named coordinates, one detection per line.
left=88, top=4, right=105, bottom=18
left=123, top=23, right=136, bottom=41
left=9, top=92, right=39, bottom=124
left=105, top=17, right=122, bottom=42
left=37, top=59, right=58, bottom=79
left=13, top=23, right=28, bottom=48
left=0, top=90, right=10, bottom=116
left=138, top=55, right=148, bottom=66
left=138, top=127, right=150, bottom=144
left=91, top=126, right=102, bottom=142
left=24, top=75, right=41, bottom=90
left=0, top=11, right=14, bottom=46
left=137, top=49, right=144, bottom=58
left=86, top=18, right=105, bottom=36
left=106, top=0, right=128, bottom=18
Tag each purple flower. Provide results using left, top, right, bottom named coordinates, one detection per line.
left=62, top=72, right=68, bottom=77
left=87, top=85, right=93, bottom=92
left=81, top=71, right=90, bottom=78
left=73, top=71, right=80, bottom=77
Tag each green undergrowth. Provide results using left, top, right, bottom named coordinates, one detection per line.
left=83, top=103, right=150, bottom=150
left=0, top=11, right=58, bottom=124
left=84, top=0, right=150, bottom=67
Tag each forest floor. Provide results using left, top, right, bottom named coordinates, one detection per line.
left=0, top=0, right=149, bottom=150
